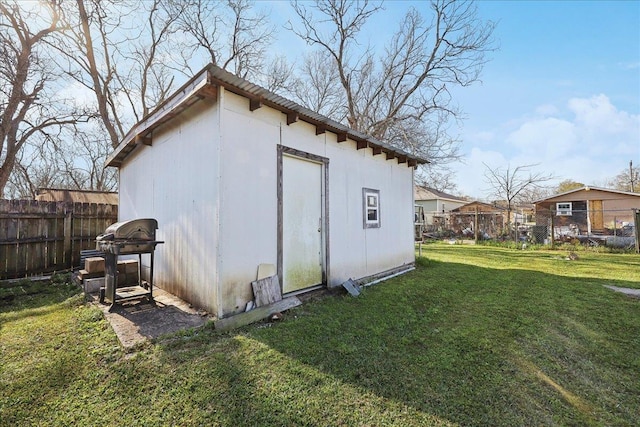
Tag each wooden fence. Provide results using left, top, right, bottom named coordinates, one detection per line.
left=0, top=200, right=118, bottom=279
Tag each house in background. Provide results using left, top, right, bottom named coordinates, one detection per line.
left=106, top=64, right=427, bottom=319
left=534, top=186, right=640, bottom=237
left=414, top=185, right=466, bottom=231
left=35, top=188, right=118, bottom=205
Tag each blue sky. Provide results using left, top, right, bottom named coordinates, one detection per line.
left=270, top=0, right=640, bottom=198
left=430, top=0, right=640, bottom=197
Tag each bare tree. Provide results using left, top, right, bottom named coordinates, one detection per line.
left=50, top=0, right=189, bottom=149
left=56, top=0, right=126, bottom=148
left=54, top=127, right=118, bottom=191
left=263, top=55, right=297, bottom=93
left=608, top=162, right=640, bottom=193
left=287, top=0, right=496, bottom=181
left=3, top=0, right=286, bottom=197
left=47, top=0, right=276, bottom=152
left=4, top=0, right=495, bottom=199
left=415, top=166, right=458, bottom=193
left=292, top=50, right=345, bottom=119
left=6, top=145, right=62, bottom=199
left=6, top=124, right=117, bottom=199
left=517, top=185, right=552, bottom=206
left=179, top=0, right=276, bottom=80
left=113, top=0, right=189, bottom=122
left=0, top=1, right=89, bottom=198
left=484, top=163, right=554, bottom=239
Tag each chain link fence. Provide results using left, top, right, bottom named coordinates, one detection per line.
left=534, top=207, right=638, bottom=249
left=421, top=207, right=639, bottom=250
left=424, top=209, right=510, bottom=240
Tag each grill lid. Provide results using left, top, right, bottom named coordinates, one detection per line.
left=98, top=218, right=158, bottom=241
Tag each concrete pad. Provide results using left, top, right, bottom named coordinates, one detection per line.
left=90, top=287, right=209, bottom=349
left=605, top=285, right=640, bottom=299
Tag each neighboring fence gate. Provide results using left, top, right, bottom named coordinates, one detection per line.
left=0, top=200, right=118, bottom=279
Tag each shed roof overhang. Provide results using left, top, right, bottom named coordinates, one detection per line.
left=106, top=64, right=429, bottom=168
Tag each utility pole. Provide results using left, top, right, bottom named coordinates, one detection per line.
left=631, top=160, right=635, bottom=192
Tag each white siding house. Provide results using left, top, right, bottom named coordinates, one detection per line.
left=107, top=65, right=427, bottom=319
left=414, top=185, right=466, bottom=229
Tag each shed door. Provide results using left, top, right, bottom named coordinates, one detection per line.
left=282, top=154, right=323, bottom=293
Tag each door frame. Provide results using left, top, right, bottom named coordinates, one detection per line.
left=277, top=145, right=330, bottom=293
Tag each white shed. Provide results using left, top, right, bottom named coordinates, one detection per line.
left=106, top=65, right=427, bottom=319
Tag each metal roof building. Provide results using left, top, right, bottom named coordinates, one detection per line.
left=109, top=64, right=425, bottom=319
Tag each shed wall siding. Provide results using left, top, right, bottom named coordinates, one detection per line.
left=217, top=90, right=281, bottom=316
left=119, top=100, right=220, bottom=314
left=324, top=135, right=414, bottom=284
left=270, top=97, right=415, bottom=283
left=119, top=89, right=416, bottom=318
left=214, top=91, right=414, bottom=316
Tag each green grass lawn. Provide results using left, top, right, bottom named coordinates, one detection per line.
left=1, top=244, right=638, bottom=426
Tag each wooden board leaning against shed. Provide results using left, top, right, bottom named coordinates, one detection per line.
left=214, top=296, right=302, bottom=332
left=251, top=275, right=282, bottom=307
left=214, top=269, right=292, bottom=332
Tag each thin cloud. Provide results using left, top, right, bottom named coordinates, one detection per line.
left=535, top=104, right=560, bottom=117
left=454, top=95, right=639, bottom=197
left=618, top=61, right=640, bottom=70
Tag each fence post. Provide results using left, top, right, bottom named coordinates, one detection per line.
left=63, top=207, right=73, bottom=269
left=474, top=206, right=478, bottom=243
left=634, top=209, right=640, bottom=254
left=550, top=206, right=555, bottom=249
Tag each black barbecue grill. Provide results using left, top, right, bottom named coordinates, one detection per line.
left=96, top=218, right=163, bottom=311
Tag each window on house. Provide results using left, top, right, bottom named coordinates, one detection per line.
left=556, top=202, right=572, bottom=216
left=363, top=188, right=380, bottom=228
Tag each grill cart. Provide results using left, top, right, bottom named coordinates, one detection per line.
left=96, top=219, right=163, bottom=311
